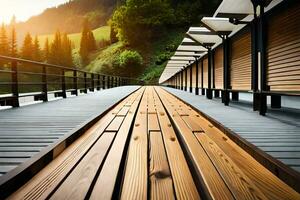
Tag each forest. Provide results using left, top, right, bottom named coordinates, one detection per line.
left=0, top=0, right=220, bottom=84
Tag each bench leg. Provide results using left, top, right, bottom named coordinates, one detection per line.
left=232, top=92, right=239, bottom=101
left=271, top=95, right=281, bottom=109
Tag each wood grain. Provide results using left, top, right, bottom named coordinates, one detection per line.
left=89, top=89, right=144, bottom=200
left=120, top=87, right=149, bottom=200
left=149, top=131, right=174, bottom=200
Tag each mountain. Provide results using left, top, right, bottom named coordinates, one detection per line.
left=15, top=0, right=117, bottom=36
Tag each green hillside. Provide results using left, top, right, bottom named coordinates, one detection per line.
left=38, top=26, right=110, bottom=49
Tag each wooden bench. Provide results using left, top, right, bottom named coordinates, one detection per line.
left=5, top=86, right=300, bottom=200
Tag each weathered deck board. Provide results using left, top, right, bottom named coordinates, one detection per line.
left=2, top=86, right=300, bottom=199
left=164, top=87, right=300, bottom=172
left=0, top=86, right=139, bottom=176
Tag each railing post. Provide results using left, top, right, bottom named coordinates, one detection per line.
left=42, top=66, right=48, bottom=101
left=106, top=76, right=110, bottom=89
left=118, top=77, right=121, bottom=87
left=11, top=61, right=19, bottom=107
left=84, top=72, right=88, bottom=93
left=97, top=74, right=100, bottom=90
left=102, top=75, right=105, bottom=89
left=73, top=70, right=78, bottom=96
left=91, top=73, right=95, bottom=92
left=61, top=69, right=67, bottom=98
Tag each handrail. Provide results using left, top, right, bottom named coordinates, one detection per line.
left=0, top=55, right=143, bottom=107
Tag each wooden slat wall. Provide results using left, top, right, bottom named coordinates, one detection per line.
left=214, top=46, right=224, bottom=89
left=192, top=63, right=197, bottom=88
left=267, top=3, right=300, bottom=92
left=230, top=30, right=251, bottom=91
left=203, top=58, right=208, bottom=88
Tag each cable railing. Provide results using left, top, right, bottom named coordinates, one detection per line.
left=0, top=55, right=142, bottom=107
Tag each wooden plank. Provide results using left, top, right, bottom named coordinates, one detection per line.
left=153, top=88, right=200, bottom=199
left=148, top=114, right=160, bottom=132
left=117, top=106, right=130, bottom=116
left=89, top=88, right=144, bottom=200
left=8, top=89, right=142, bottom=200
left=194, top=132, right=267, bottom=200
left=105, top=116, right=124, bottom=132
left=50, top=132, right=115, bottom=200
left=164, top=87, right=300, bottom=200
left=149, top=131, right=174, bottom=200
left=181, top=115, right=204, bottom=132
left=120, top=87, right=149, bottom=200
left=155, top=87, right=233, bottom=200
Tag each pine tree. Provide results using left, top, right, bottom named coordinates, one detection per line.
left=79, top=18, right=97, bottom=65
left=21, top=33, right=33, bottom=60
left=44, top=38, right=50, bottom=62
left=87, top=31, right=97, bottom=51
left=62, top=33, right=73, bottom=67
left=49, top=30, right=62, bottom=65
left=33, top=36, right=42, bottom=61
left=10, top=26, right=18, bottom=57
left=0, top=23, right=9, bottom=56
left=79, top=19, right=90, bottom=65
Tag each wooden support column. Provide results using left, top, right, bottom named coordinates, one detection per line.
left=180, top=70, right=183, bottom=90
left=189, top=64, right=193, bottom=93
left=206, top=48, right=212, bottom=99
left=222, top=37, right=230, bottom=105
left=201, top=60, right=205, bottom=95
left=195, top=58, right=199, bottom=95
left=251, top=8, right=259, bottom=111
left=258, top=5, right=267, bottom=115
left=184, top=68, right=187, bottom=91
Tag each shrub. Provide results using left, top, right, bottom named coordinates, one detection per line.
left=118, top=50, right=143, bottom=77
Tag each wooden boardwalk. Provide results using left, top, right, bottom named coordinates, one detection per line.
left=2, top=86, right=300, bottom=199
left=0, top=86, right=140, bottom=176
left=164, top=87, right=300, bottom=173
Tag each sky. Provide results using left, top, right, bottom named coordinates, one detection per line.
left=0, top=0, right=70, bottom=24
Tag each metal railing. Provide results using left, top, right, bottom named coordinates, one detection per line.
left=0, top=55, right=142, bottom=107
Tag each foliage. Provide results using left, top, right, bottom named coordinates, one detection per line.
left=43, top=38, right=50, bottom=62
left=111, top=0, right=175, bottom=45
left=10, top=27, right=18, bottom=57
left=0, top=24, right=9, bottom=56
left=37, top=26, right=110, bottom=50
left=118, top=50, right=143, bottom=69
left=15, top=0, right=116, bottom=35
left=33, top=36, right=42, bottom=61
left=80, top=19, right=97, bottom=65
left=21, top=33, right=33, bottom=60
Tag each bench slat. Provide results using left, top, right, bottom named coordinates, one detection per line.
left=89, top=89, right=144, bottom=200
left=50, top=131, right=115, bottom=200
left=149, top=131, right=174, bottom=200
left=120, top=88, right=149, bottom=200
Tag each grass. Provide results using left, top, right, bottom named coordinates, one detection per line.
left=37, top=26, right=110, bottom=49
